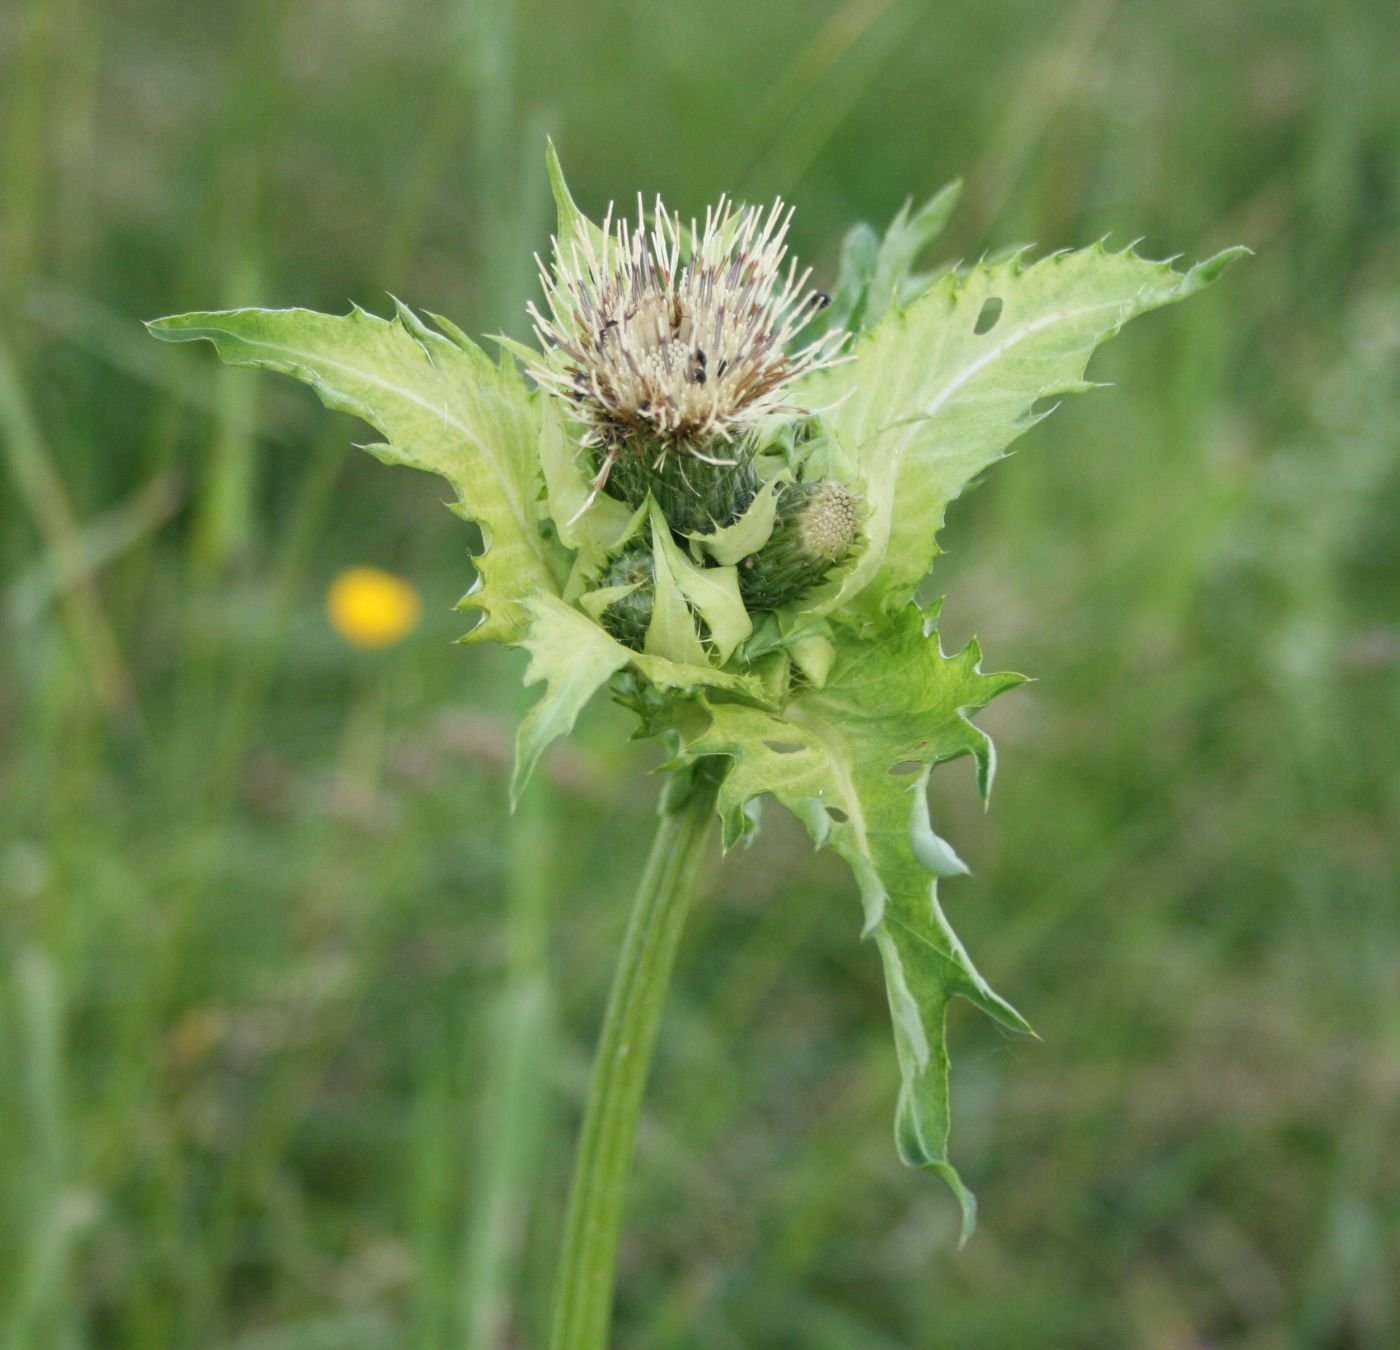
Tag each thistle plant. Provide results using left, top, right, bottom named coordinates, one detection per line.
left=149, top=144, right=1242, bottom=1349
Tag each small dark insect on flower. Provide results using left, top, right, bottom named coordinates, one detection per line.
left=528, top=194, right=847, bottom=494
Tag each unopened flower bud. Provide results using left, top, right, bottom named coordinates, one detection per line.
left=597, top=545, right=655, bottom=650
left=739, top=480, right=861, bottom=610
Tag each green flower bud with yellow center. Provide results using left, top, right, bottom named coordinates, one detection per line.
left=738, top=479, right=861, bottom=610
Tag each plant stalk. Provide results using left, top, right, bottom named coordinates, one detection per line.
left=548, top=760, right=722, bottom=1350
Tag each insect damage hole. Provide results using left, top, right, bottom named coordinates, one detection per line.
left=974, top=296, right=1003, bottom=335
left=763, top=740, right=805, bottom=755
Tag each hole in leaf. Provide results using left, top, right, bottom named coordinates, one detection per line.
left=763, top=740, right=805, bottom=755
left=974, top=296, right=1003, bottom=335
left=826, top=807, right=849, bottom=824
left=887, top=760, right=924, bottom=777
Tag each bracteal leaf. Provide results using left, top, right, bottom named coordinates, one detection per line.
left=645, top=513, right=710, bottom=667
left=545, top=138, right=610, bottom=263
left=536, top=398, right=633, bottom=561
left=687, top=477, right=783, bottom=566
left=798, top=243, right=1249, bottom=627
left=824, top=221, right=881, bottom=335
left=682, top=605, right=1030, bottom=1235
left=822, top=181, right=962, bottom=335
left=515, top=593, right=769, bottom=801
left=147, top=303, right=563, bottom=643
left=649, top=503, right=752, bottom=664
left=862, top=181, right=963, bottom=330
left=514, top=595, right=633, bottom=806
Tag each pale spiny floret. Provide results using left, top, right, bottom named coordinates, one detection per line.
left=796, top=481, right=861, bottom=561
left=528, top=193, right=846, bottom=480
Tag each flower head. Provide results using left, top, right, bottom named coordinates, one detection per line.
left=529, top=193, right=845, bottom=486
left=793, top=480, right=861, bottom=562
left=326, top=566, right=421, bottom=649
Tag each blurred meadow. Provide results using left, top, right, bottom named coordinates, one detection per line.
left=2, top=0, right=1398, bottom=1345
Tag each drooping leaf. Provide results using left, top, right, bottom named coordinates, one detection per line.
left=681, top=605, right=1029, bottom=1237
left=798, top=243, right=1249, bottom=628
left=147, top=302, right=563, bottom=643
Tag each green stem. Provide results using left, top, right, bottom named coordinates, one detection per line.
left=548, top=760, right=722, bottom=1350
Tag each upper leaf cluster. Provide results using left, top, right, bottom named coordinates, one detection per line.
left=148, top=148, right=1242, bottom=1232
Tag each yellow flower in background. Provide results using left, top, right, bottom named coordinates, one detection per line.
left=326, top=566, right=421, bottom=649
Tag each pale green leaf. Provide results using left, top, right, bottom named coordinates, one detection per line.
left=488, top=332, right=543, bottom=371
left=578, top=582, right=641, bottom=624
left=788, top=630, right=836, bottom=688
left=687, top=477, right=783, bottom=566
left=545, top=138, right=609, bottom=263
left=649, top=503, right=752, bottom=664
left=514, top=595, right=633, bottom=805
left=822, top=181, right=961, bottom=335
left=798, top=243, right=1249, bottom=627
left=645, top=514, right=709, bottom=667
left=147, top=303, right=563, bottom=643
left=514, top=593, right=770, bottom=800
left=536, top=399, right=632, bottom=559
left=863, top=181, right=963, bottom=330
left=823, top=221, right=880, bottom=335
left=629, top=652, right=766, bottom=701
left=908, top=764, right=970, bottom=878
left=682, top=605, right=1030, bottom=1232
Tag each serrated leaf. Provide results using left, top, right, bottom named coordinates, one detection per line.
left=824, top=221, right=880, bottom=335
left=798, top=243, right=1248, bottom=627
left=822, top=182, right=962, bottom=336
left=649, top=503, right=752, bottom=664
left=862, top=181, right=963, bottom=330
left=514, top=595, right=633, bottom=805
left=682, top=605, right=1029, bottom=1232
left=515, top=592, right=770, bottom=800
left=147, top=303, right=563, bottom=643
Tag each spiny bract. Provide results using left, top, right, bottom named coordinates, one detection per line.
left=528, top=190, right=846, bottom=495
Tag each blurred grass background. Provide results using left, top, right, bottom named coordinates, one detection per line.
left=1, top=0, right=1397, bottom=1345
